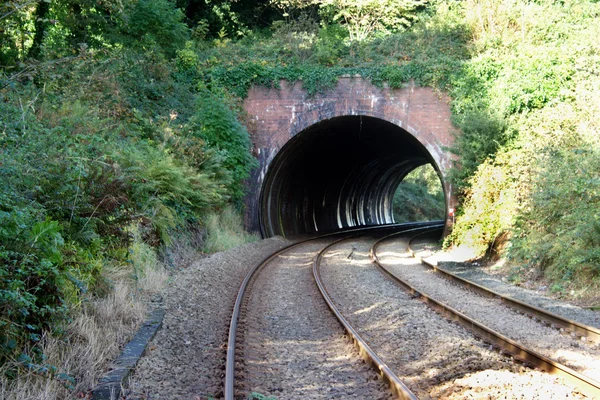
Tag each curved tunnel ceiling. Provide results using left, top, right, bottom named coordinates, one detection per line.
left=259, top=115, right=444, bottom=238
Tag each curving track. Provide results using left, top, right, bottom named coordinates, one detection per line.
left=225, top=224, right=599, bottom=399
left=372, top=228, right=600, bottom=398
left=228, top=237, right=393, bottom=399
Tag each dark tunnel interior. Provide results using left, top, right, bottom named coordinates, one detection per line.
left=259, top=115, right=446, bottom=238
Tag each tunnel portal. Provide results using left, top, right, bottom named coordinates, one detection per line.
left=259, top=115, right=441, bottom=237
left=243, top=77, right=456, bottom=237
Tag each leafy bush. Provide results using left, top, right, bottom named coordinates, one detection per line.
left=188, top=87, right=257, bottom=204
left=510, top=145, right=600, bottom=283
left=449, top=110, right=511, bottom=191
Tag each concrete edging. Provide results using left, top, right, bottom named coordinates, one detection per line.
left=91, top=308, right=165, bottom=400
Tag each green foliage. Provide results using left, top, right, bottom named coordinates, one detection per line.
left=194, top=3, right=469, bottom=97
left=48, top=0, right=122, bottom=52
left=119, top=0, right=190, bottom=57
left=445, top=0, right=600, bottom=290
left=393, top=164, right=445, bottom=223
left=510, top=137, right=600, bottom=284
left=319, top=0, right=427, bottom=42
left=0, top=46, right=244, bottom=364
left=445, top=151, right=520, bottom=256
left=0, top=1, right=39, bottom=65
left=188, top=87, right=257, bottom=203
left=0, top=0, right=263, bottom=380
left=449, top=110, right=511, bottom=191
left=0, top=0, right=190, bottom=66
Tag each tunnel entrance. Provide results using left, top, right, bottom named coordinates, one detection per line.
left=259, top=115, right=447, bottom=238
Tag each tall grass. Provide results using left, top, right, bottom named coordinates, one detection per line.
left=203, top=207, right=259, bottom=253
left=0, top=282, right=145, bottom=399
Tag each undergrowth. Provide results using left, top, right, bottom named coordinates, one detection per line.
left=0, top=19, right=255, bottom=395
left=203, top=207, right=260, bottom=254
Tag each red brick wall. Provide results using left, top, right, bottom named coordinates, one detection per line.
left=243, top=77, right=457, bottom=232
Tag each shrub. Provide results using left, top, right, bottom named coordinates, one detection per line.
left=188, top=87, right=257, bottom=204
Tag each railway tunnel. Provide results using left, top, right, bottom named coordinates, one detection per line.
left=243, top=77, right=456, bottom=238
left=258, top=115, right=445, bottom=238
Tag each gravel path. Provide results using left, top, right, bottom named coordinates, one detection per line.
left=239, top=239, right=391, bottom=400
left=320, top=235, right=587, bottom=399
left=125, top=237, right=289, bottom=400
left=379, top=235, right=600, bottom=383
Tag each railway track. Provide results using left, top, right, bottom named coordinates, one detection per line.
left=225, top=223, right=431, bottom=400
left=225, top=224, right=598, bottom=399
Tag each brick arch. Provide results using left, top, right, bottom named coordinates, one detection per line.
left=243, top=77, right=456, bottom=235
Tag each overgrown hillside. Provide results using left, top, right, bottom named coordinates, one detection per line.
left=1, top=0, right=259, bottom=395
left=1, top=0, right=599, bottom=396
left=444, top=0, right=600, bottom=295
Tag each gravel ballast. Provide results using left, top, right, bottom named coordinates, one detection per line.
left=320, top=235, right=587, bottom=399
left=239, top=239, right=392, bottom=400
left=125, top=237, right=289, bottom=399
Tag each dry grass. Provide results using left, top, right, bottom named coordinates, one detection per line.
left=0, top=233, right=170, bottom=399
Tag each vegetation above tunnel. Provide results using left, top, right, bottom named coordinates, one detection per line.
left=1, top=0, right=599, bottom=395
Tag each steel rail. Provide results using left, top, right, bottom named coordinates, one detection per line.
left=406, top=228, right=600, bottom=344
left=312, top=236, right=418, bottom=400
left=224, top=221, right=440, bottom=400
left=371, top=230, right=600, bottom=399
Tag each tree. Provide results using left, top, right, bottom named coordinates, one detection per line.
left=319, top=0, right=427, bottom=41
left=0, top=0, right=37, bottom=65
left=27, top=0, right=50, bottom=59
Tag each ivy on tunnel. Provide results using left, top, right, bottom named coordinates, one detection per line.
left=259, top=115, right=446, bottom=238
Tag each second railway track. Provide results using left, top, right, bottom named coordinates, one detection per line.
left=318, top=232, right=587, bottom=398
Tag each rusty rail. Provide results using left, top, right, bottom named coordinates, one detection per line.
left=312, top=236, right=418, bottom=400
left=371, top=230, right=600, bottom=398
left=407, top=228, right=600, bottom=344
